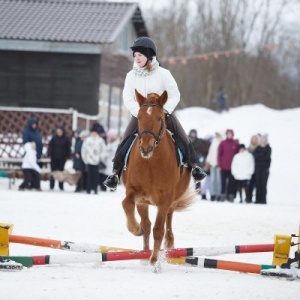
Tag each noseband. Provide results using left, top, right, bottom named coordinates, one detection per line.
left=138, top=103, right=165, bottom=147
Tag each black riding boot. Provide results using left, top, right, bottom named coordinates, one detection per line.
left=166, top=113, right=206, bottom=182
left=104, top=117, right=138, bottom=190
left=189, top=142, right=207, bottom=182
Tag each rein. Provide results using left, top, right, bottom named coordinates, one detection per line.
left=138, top=103, right=165, bottom=147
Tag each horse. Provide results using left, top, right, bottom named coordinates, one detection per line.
left=121, top=89, right=197, bottom=271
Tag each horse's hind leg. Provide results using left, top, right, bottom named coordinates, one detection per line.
left=122, top=194, right=143, bottom=236
left=164, top=209, right=175, bottom=249
left=137, top=204, right=151, bottom=250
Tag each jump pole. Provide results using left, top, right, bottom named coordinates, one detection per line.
left=9, top=234, right=132, bottom=253
left=2, top=251, right=276, bottom=275
left=9, top=234, right=275, bottom=255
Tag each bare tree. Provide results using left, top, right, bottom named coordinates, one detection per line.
left=143, top=0, right=299, bottom=109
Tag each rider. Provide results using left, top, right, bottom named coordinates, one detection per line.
left=104, top=36, right=206, bottom=190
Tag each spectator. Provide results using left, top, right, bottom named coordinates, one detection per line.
left=206, top=131, right=223, bottom=201
left=216, top=87, right=229, bottom=113
left=19, top=142, right=41, bottom=191
left=200, top=169, right=211, bottom=200
left=81, top=124, right=106, bottom=195
left=48, top=126, right=71, bottom=191
left=246, top=134, right=261, bottom=203
left=73, top=130, right=89, bottom=193
left=93, top=120, right=107, bottom=144
left=253, top=134, right=272, bottom=204
left=218, top=129, right=239, bottom=202
left=99, top=129, right=119, bottom=192
left=188, top=129, right=211, bottom=193
left=22, top=117, right=43, bottom=165
left=231, top=144, right=255, bottom=203
left=72, top=129, right=81, bottom=153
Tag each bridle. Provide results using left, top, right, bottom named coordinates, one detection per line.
left=138, top=103, right=165, bottom=148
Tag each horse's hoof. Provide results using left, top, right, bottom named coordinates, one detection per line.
left=150, top=261, right=162, bottom=273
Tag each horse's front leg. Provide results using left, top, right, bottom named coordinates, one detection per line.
left=137, top=203, right=151, bottom=250
left=164, top=208, right=175, bottom=249
left=150, top=204, right=169, bottom=266
left=122, top=193, right=143, bottom=236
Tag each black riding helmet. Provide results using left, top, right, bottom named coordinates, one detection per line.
left=130, top=36, right=157, bottom=60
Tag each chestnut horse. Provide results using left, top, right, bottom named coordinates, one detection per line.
left=121, top=90, right=197, bottom=270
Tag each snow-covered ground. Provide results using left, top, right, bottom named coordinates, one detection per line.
left=1, top=105, right=300, bottom=299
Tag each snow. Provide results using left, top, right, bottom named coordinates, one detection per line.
left=1, top=104, right=300, bottom=299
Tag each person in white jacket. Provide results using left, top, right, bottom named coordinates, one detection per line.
left=19, top=142, right=41, bottom=191
left=104, top=37, right=206, bottom=190
left=206, top=131, right=223, bottom=201
left=231, top=144, right=255, bottom=203
left=81, top=124, right=107, bottom=195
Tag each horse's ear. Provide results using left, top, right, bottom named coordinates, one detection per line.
left=158, top=91, right=168, bottom=107
left=135, top=89, right=146, bottom=106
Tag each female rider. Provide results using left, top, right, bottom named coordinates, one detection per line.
left=104, top=37, right=206, bottom=190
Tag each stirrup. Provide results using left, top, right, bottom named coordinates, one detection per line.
left=192, top=166, right=207, bottom=182
left=103, top=174, right=119, bottom=190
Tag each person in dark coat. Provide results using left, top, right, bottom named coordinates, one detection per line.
left=93, top=121, right=107, bottom=144
left=217, top=129, right=239, bottom=202
left=253, top=134, right=272, bottom=204
left=22, top=117, right=43, bottom=164
left=47, top=126, right=71, bottom=190
left=246, top=134, right=261, bottom=203
left=188, top=129, right=211, bottom=195
left=216, top=87, right=229, bottom=113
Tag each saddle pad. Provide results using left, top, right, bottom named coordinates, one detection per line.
left=123, top=135, right=138, bottom=170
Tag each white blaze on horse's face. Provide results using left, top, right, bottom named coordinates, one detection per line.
left=139, top=135, right=155, bottom=159
left=138, top=106, right=160, bottom=159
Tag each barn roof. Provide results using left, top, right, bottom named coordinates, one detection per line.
left=0, top=0, right=147, bottom=44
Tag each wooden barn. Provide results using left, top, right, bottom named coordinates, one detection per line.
left=0, top=0, right=148, bottom=122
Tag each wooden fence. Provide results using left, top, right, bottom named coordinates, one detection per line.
left=0, top=106, right=101, bottom=159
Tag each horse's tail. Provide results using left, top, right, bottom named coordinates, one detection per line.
left=171, top=187, right=198, bottom=212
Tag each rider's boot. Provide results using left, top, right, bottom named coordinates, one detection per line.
left=103, top=132, right=137, bottom=190
left=103, top=172, right=119, bottom=190
left=191, top=165, right=207, bottom=182
left=188, top=141, right=207, bottom=182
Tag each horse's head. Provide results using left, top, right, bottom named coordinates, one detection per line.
left=135, top=89, right=168, bottom=159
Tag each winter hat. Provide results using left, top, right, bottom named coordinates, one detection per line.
left=260, top=134, right=269, bottom=147
left=189, top=129, right=197, bottom=136
left=107, top=129, right=118, bottom=140
left=215, top=130, right=224, bottom=138
left=79, top=130, right=90, bottom=138
left=226, top=129, right=234, bottom=136
left=74, top=128, right=82, bottom=135
left=132, top=46, right=155, bottom=61
left=239, top=144, right=246, bottom=150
